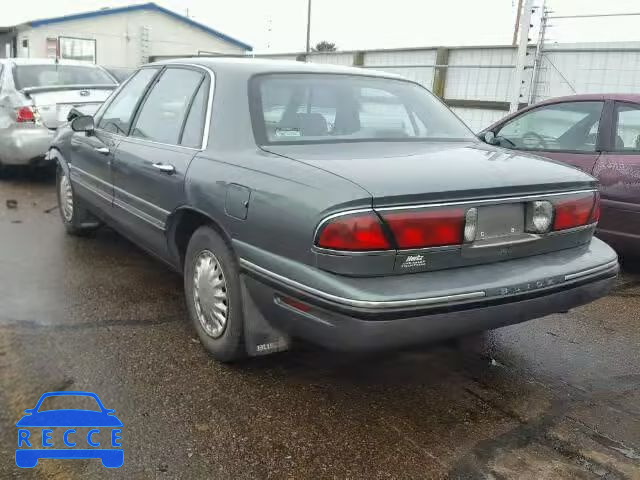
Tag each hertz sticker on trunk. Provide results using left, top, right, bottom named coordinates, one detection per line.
left=400, top=254, right=427, bottom=269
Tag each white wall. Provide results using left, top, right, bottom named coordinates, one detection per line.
left=450, top=107, right=506, bottom=133
left=363, top=49, right=437, bottom=89
left=535, top=43, right=640, bottom=101
left=445, top=47, right=534, bottom=102
left=18, top=9, right=246, bottom=68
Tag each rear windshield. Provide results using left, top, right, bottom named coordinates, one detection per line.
left=14, top=65, right=115, bottom=90
left=251, top=74, right=473, bottom=144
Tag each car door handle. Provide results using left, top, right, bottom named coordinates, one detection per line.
left=94, top=146, right=110, bottom=155
left=151, top=163, right=175, bottom=174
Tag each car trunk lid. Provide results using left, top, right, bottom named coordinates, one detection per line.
left=265, top=141, right=600, bottom=276
left=263, top=141, right=597, bottom=205
left=23, top=85, right=115, bottom=128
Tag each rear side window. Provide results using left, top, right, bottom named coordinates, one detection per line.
left=131, top=68, right=204, bottom=145
left=14, top=65, right=115, bottom=89
left=613, top=103, right=640, bottom=151
left=98, top=68, right=159, bottom=135
left=180, top=80, right=208, bottom=148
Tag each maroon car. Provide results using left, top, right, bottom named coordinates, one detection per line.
left=481, top=94, right=640, bottom=253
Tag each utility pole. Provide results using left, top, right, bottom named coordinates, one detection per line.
left=512, top=0, right=524, bottom=46
left=510, top=0, right=533, bottom=113
left=528, top=3, right=547, bottom=105
left=305, top=0, right=312, bottom=54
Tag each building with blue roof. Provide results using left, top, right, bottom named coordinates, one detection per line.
left=0, top=3, right=252, bottom=68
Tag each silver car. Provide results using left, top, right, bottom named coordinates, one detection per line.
left=0, top=58, right=117, bottom=168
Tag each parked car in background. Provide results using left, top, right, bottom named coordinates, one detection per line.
left=479, top=94, right=640, bottom=253
left=0, top=59, right=117, bottom=169
left=49, top=59, right=618, bottom=362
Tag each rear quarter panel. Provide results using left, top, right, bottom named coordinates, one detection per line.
left=184, top=148, right=372, bottom=266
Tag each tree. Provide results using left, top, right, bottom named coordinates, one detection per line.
left=313, top=41, right=337, bottom=52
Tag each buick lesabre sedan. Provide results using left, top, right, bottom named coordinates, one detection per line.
left=49, top=58, right=619, bottom=362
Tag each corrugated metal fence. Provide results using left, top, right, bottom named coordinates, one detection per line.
left=258, top=41, right=640, bottom=132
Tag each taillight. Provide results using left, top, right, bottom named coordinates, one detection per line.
left=526, top=200, right=553, bottom=234
left=381, top=208, right=465, bottom=248
left=552, top=192, right=598, bottom=231
left=16, top=106, right=35, bottom=123
left=316, top=212, right=391, bottom=251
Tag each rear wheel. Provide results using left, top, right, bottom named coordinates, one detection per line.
left=184, top=226, right=246, bottom=362
left=56, top=167, right=101, bottom=236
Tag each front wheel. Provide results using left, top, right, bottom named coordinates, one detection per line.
left=56, top=167, right=101, bottom=236
left=184, top=226, right=247, bottom=362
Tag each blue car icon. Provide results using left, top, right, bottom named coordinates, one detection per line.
left=16, top=391, right=123, bottom=468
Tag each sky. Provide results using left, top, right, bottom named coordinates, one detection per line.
left=2, top=0, right=640, bottom=52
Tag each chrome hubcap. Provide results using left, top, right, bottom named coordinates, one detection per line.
left=59, top=174, right=74, bottom=222
left=193, top=250, right=228, bottom=338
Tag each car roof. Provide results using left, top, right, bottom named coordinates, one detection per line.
left=535, top=93, right=640, bottom=105
left=151, top=56, right=403, bottom=80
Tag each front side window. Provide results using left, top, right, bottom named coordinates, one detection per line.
left=131, top=68, right=204, bottom=145
left=98, top=68, right=159, bottom=135
left=14, top=64, right=115, bottom=90
left=613, top=103, right=640, bottom=152
left=252, top=74, right=472, bottom=144
left=497, top=101, right=603, bottom=152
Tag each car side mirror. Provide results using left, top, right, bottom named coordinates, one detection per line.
left=71, top=115, right=95, bottom=134
left=483, top=131, right=497, bottom=145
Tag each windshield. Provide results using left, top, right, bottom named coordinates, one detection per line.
left=14, top=65, right=115, bottom=90
left=251, top=73, right=473, bottom=144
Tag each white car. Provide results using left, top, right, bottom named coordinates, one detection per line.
left=0, top=58, right=117, bottom=169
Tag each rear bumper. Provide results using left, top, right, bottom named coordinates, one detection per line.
left=240, top=238, right=618, bottom=351
left=0, top=125, right=54, bottom=165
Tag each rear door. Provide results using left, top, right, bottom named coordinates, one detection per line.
left=494, top=100, right=605, bottom=173
left=592, top=101, right=640, bottom=246
left=111, top=66, right=210, bottom=258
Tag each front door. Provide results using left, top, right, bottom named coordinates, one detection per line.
left=593, top=101, right=640, bottom=247
left=111, top=67, right=210, bottom=258
left=68, top=129, right=118, bottom=211
left=494, top=100, right=605, bottom=173
left=69, top=67, right=161, bottom=213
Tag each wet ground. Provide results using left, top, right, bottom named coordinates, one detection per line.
left=1, top=170, right=639, bottom=479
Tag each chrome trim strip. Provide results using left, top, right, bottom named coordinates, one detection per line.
left=375, top=189, right=598, bottom=211
left=239, top=258, right=486, bottom=309
left=69, top=164, right=166, bottom=230
left=71, top=174, right=112, bottom=203
left=113, top=184, right=171, bottom=216
left=564, top=260, right=618, bottom=281
left=113, top=198, right=165, bottom=231
left=69, top=164, right=112, bottom=189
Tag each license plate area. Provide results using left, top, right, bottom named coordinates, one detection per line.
left=475, top=204, right=524, bottom=241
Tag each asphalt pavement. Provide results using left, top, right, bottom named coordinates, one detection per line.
left=1, top=169, right=639, bottom=479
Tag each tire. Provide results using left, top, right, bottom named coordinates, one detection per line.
left=184, top=226, right=246, bottom=362
left=56, top=166, right=101, bottom=236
